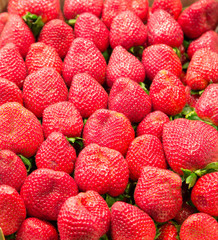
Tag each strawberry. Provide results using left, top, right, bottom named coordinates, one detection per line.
left=185, top=86, right=199, bottom=108
left=108, top=77, right=152, bottom=123
left=20, top=168, right=78, bottom=221
left=134, top=166, right=182, bottom=222
left=109, top=10, right=147, bottom=50
left=16, top=217, right=58, bottom=240
left=0, top=185, right=26, bottom=236
left=23, top=67, right=68, bottom=118
left=68, top=73, right=108, bottom=119
left=111, top=201, right=156, bottom=240
left=156, top=222, right=178, bottom=240
left=35, top=132, right=77, bottom=174
left=0, top=102, right=44, bottom=158
left=74, top=143, right=129, bottom=196
left=179, top=213, right=218, bottom=240
left=0, top=12, right=9, bottom=34
left=142, top=44, right=182, bottom=81
left=178, top=0, right=218, bottom=39
left=174, top=203, right=196, bottom=225
left=106, top=45, right=146, bottom=88
left=147, top=9, right=183, bottom=48
left=38, top=19, right=74, bottom=59
left=162, top=119, right=218, bottom=175
left=83, top=109, right=135, bottom=155
left=149, top=70, right=186, bottom=116
left=58, top=190, right=111, bottom=240
left=0, top=43, right=27, bottom=89
left=63, top=38, right=107, bottom=87
left=25, top=42, right=63, bottom=75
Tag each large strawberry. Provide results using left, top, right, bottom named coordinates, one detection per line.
left=156, top=222, right=178, bottom=240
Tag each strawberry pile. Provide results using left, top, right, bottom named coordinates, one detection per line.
left=0, top=0, right=217, bottom=239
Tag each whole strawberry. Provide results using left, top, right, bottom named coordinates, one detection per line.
left=156, top=222, right=178, bottom=240
left=134, top=166, right=182, bottom=222
left=111, top=201, right=156, bottom=240
left=174, top=203, right=196, bottom=224
left=58, top=190, right=111, bottom=240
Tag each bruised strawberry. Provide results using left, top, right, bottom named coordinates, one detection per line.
left=111, top=201, right=156, bottom=240
left=156, top=222, right=178, bottom=240
left=174, top=203, right=196, bottom=224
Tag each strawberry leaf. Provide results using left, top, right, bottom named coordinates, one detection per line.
left=182, top=62, right=189, bottom=70
left=186, top=173, right=197, bottom=189
left=66, top=137, right=84, bottom=148
left=190, top=89, right=204, bottom=95
left=5, top=233, right=16, bottom=240
left=183, top=39, right=192, bottom=49
left=128, top=46, right=144, bottom=60
left=18, top=155, right=32, bottom=172
left=173, top=47, right=181, bottom=59
left=0, top=228, right=5, bottom=240
left=67, top=15, right=79, bottom=27
left=100, top=235, right=109, bottom=240
left=139, top=82, right=149, bottom=95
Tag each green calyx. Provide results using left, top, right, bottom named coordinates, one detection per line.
left=18, top=155, right=32, bottom=172
left=66, top=136, right=84, bottom=148
left=67, top=15, right=79, bottom=27
left=139, top=82, right=149, bottom=95
left=173, top=47, right=181, bottom=59
left=0, top=228, right=5, bottom=240
left=128, top=46, right=144, bottom=60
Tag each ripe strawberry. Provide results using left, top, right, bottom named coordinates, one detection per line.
left=63, top=38, right=107, bottom=87
left=68, top=73, right=108, bottom=119
left=0, top=12, right=9, bottom=34
left=142, top=44, right=182, bottom=81
left=20, top=168, right=78, bottom=221
left=156, top=222, right=178, bottom=240
left=195, top=84, right=218, bottom=126
left=0, top=43, right=27, bottom=89
left=174, top=203, right=196, bottom=225
left=58, top=190, right=111, bottom=240
left=134, top=166, right=182, bottom=222
left=38, top=19, right=74, bottom=59
left=0, top=14, right=35, bottom=58
left=111, top=201, right=156, bottom=240
left=42, top=101, right=83, bottom=139
left=178, top=0, right=218, bottom=39
left=0, top=102, right=44, bottom=158
left=23, top=67, right=68, bottom=118
left=25, top=42, right=63, bottom=75
left=106, top=45, right=146, bottom=88
left=147, top=9, right=183, bottom=47
left=109, top=11, right=147, bottom=50
left=16, top=217, right=58, bottom=240
left=162, top=119, right=218, bottom=175
left=83, top=109, right=135, bottom=155
left=179, top=213, right=218, bottom=240
left=186, top=49, right=218, bottom=90
left=150, top=70, right=186, bottom=116
left=0, top=77, right=23, bottom=106
left=0, top=185, right=26, bottom=236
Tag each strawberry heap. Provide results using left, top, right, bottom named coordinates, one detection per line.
left=0, top=0, right=217, bottom=239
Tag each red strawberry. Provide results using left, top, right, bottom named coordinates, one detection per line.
left=74, top=144, right=129, bottom=196
left=0, top=12, right=9, bottom=34
left=179, top=213, right=218, bottom=240
left=185, top=86, right=199, bottom=108
left=174, top=203, right=196, bottom=224
left=0, top=102, right=44, bottom=158
left=20, top=168, right=78, bottom=221
left=156, top=222, right=178, bottom=240
left=186, top=49, right=218, bottom=90
left=0, top=14, right=35, bottom=58
left=142, top=44, right=182, bottom=81
left=126, top=134, right=167, bottom=181
left=111, top=201, right=156, bottom=240
left=42, top=101, right=83, bottom=139
left=63, top=38, right=107, bottom=87
left=38, top=19, right=74, bottom=59
left=178, top=0, right=218, bottom=39
left=134, top=166, right=182, bottom=222
left=0, top=185, right=26, bottom=236
left=162, top=119, right=218, bottom=175
left=0, top=77, right=23, bottom=106
left=109, top=10, right=147, bottom=50
left=68, top=73, right=108, bottom=119
left=16, top=217, right=58, bottom=240
left=0, top=43, right=27, bottom=89
left=58, top=190, right=111, bottom=240
left=83, top=109, right=135, bottom=155
left=137, top=111, right=170, bottom=140
left=35, top=132, right=77, bottom=174
left=25, top=42, right=63, bottom=75
left=195, top=84, right=218, bottom=126
left=147, top=9, right=183, bottom=47
left=150, top=70, right=186, bottom=116
left=106, top=45, right=146, bottom=88
left=23, top=67, right=68, bottom=118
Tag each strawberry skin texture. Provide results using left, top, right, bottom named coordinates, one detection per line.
left=20, top=168, right=78, bottom=221
left=134, top=166, right=182, bottom=222
left=0, top=102, right=44, bottom=158
left=111, top=201, right=156, bottom=240
left=174, top=203, right=196, bottom=224
left=109, top=10, right=147, bottom=50
left=58, top=191, right=111, bottom=240
left=0, top=185, right=26, bottom=236
left=156, top=222, right=178, bottom=240
left=16, top=218, right=58, bottom=240
left=83, top=109, right=135, bottom=156
left=162, top=119, right=218, bottom=175
left=74, top=144, right=129, bottom=196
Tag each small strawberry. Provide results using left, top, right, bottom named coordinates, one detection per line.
left=174, top=203, right=196, bottom=224
left=156, top=221, right=178, bottom=240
